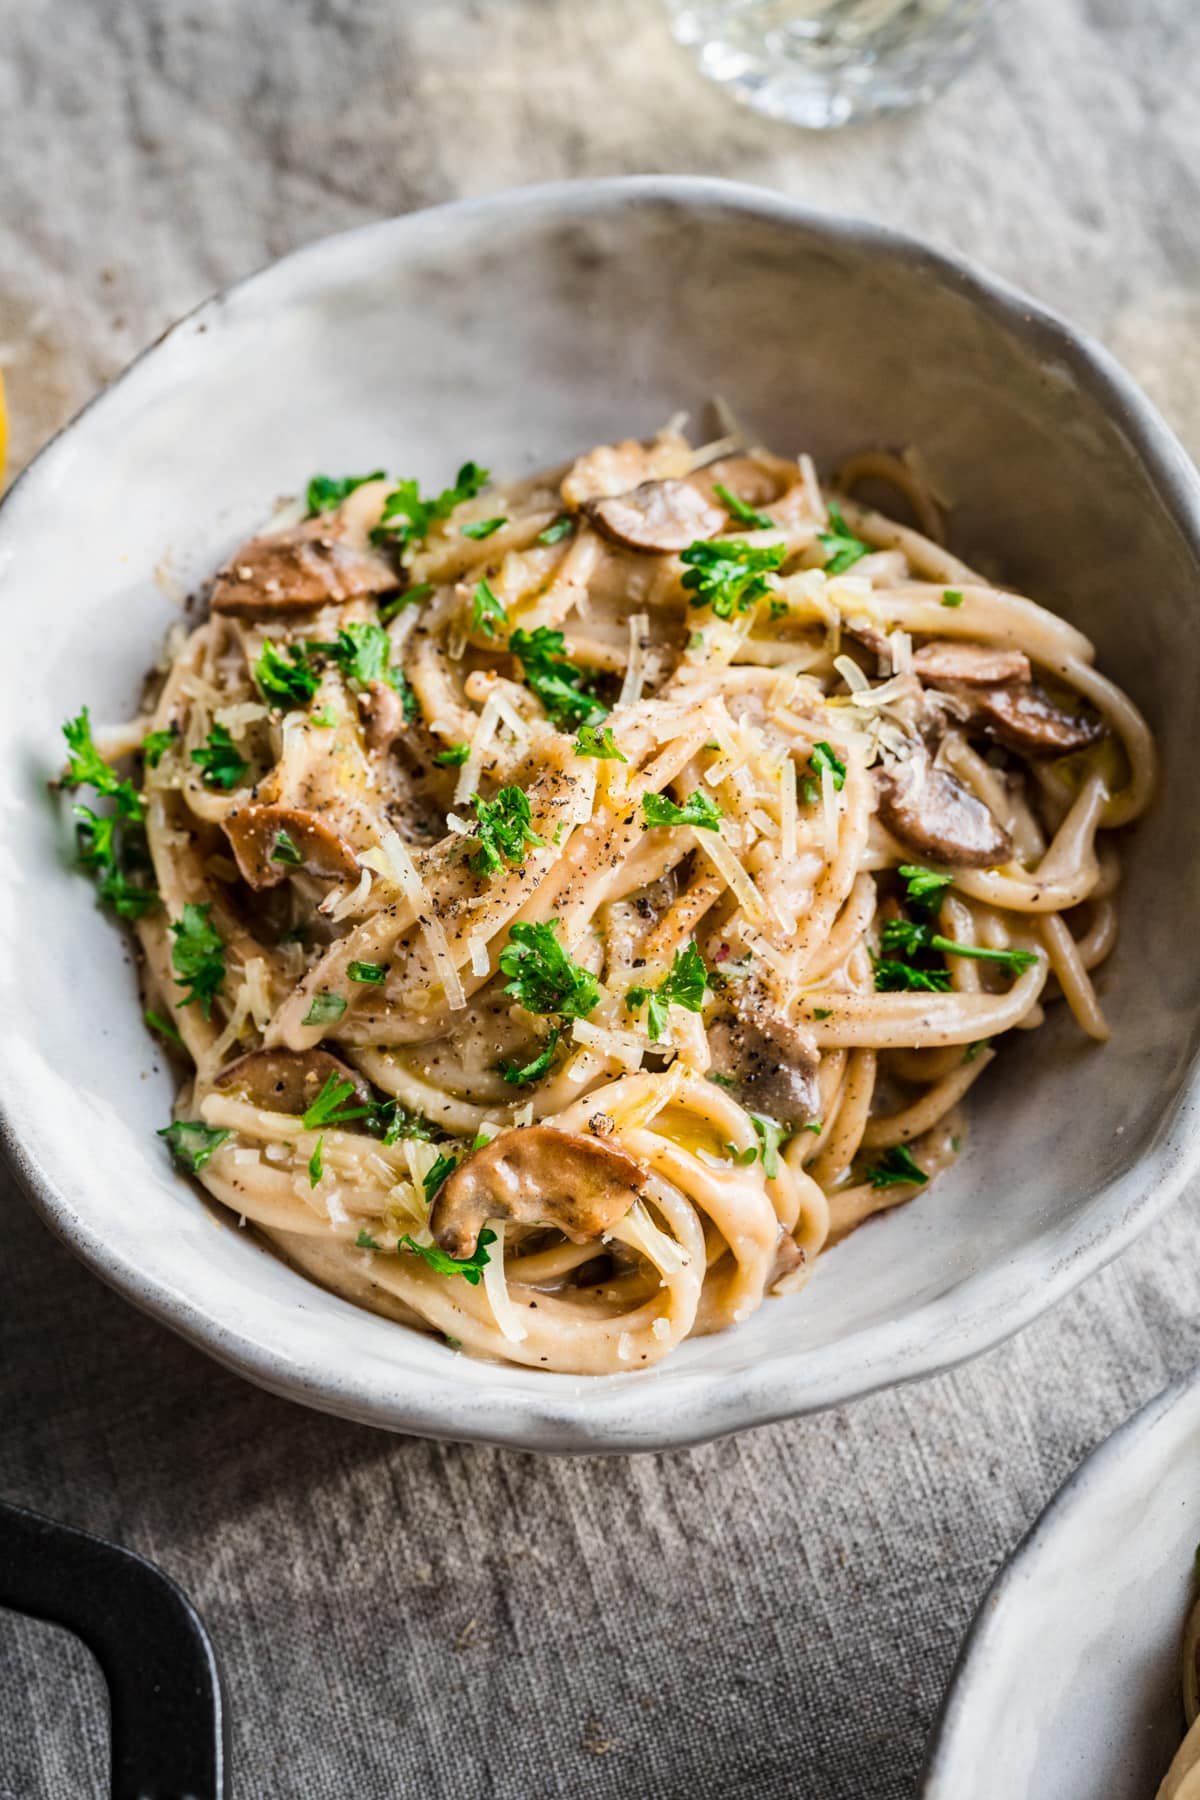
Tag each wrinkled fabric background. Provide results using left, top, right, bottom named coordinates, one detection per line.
left=2, top=2, right=1199, bottom=1795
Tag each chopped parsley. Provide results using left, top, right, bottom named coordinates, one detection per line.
left=727, top=1143, right=758, bottom=1167
left=941, top=588, right=964, bottom=608
left=470, top=786, right=544, bottom=879
left=144, top=1008, right=184, bottom=1049
left=255, top=640, right=321, bottom=708
left=434, top=742, right=471, bottom=767
left=61, top=708, right=158, bottom=919
left=170, top=903, right=225, bottom=1018
left=327, top=621, right=392, bottom=687
left=538, top=516, right=574, bottom=545
left=400, top=1226, right=496, bottom=1286
left=302, top=991, right=347, bottom=1026
left=808, top=741, right=846, bottom=791
left=142, top=727, right=176, bottom=769
left=626, top=941, right=708, bottom=1043
left=191, top=723, right=248, bottom=790
left=498, top=1028, right=561, bottom=1085
left=865, top=1145, right=928, bottom=1189
left=158, top=1119, right=231, bottom=1173
left=379, top=582, right=433, bottom=624
left=499, top=919, right=599, bottom=1019
left=812, top=1007, right=832, bottom=1021
left=301, top=1072, right=373, bottom=1132
left=642, top=789, right=723, bottom=832
left=706, top=1070, right=737, bottom=1089
left=899, top=864, right=954, bottom=910
left=574, top=724, right=626, bottom=761
left=873, top=959, right=953, bottom=994
left=508, top=626, right=607, bottom=731
left=270, top=830, right=303, bottom=866
left=750, top=1112, right=787, bottom=1179
left=963, top=1038, right=991, bottom=1064
left=306, top=470, right=385, bottom=515
left=713, top=482, right=772, bottom=530
left=422, top=1151, right=459, bottom=1206
left=461, top=517, right=507, bottom=540
left=389, top=668, right=420, bottom=724
left=356, top=1228, right=381, bottom=1251
left=347, top=960, right=387, bottom=985
left=374, top=1101, right=441, bottom=1147
left=308, top=1135, right=324, bottom=1187
left=372, top=461, right=489, bottom=552
left=880, top=917, right=1038, bottom=973
left=310, top=706, right=338, bottom=729
left=471, top=578, right=508, bottom=637
left=680, top=538, right=785, bottom=619
left=818, top=503, right=869, bottom=575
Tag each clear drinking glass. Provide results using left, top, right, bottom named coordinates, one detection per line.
left=665, top=0, right=1001, bottom=129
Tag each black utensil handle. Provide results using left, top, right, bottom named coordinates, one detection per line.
left=0, top=1497, right=229, bottom=1799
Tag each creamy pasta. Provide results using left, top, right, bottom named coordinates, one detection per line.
left=59, top=425, right=1155, bottom=1373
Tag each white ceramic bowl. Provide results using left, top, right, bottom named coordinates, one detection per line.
left=922, top=1371, right=1200, bottom=1797
left=2, top=177, right=1198, bottom=1452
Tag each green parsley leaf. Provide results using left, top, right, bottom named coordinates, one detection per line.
left=508, top=626, right=607, bottom=731
left=726, top=1142, right=758, bottom=1166
left=812, top=1007, right=832, bottom=1021
left=963, top=1038, right=991, bottom=1064
left=372, top=462, right=490, bottom=551
left=434, top=742, right=471, bottom=767
left=306, top=471, right=385, bottom=515
left=374, top=1101, right=440, bottom=1147
left=470, top=786, right=544, bottom=879
left=143, top=728, right=176, bottom=768
left=301, top=1072, right=373, bottom=1132
left=873, top=958, right=953, bottom=994
left=680, top=538, right=785, bottom=619
left=93, top=862, right=159, bottom=919
left=574, top=724, right=626, bottom=761
left=809, top=741, right=846, bottom=791
left=537, top=516, right=574, bottom=545
left=941, top=588, right=964, bottom=608
left=158, top=1119, right=231, bottom=1173
left=713, top=482, right=772, bottom=530
left=472, top=578, right=507, bottom=637
left=642, top=789, right=723, bottom=832
left=818, top=502, right=869, bottom=575
left=865, top=1145, right=928, bottom=1189
left=627, top=941, right=709, bottom=1043
left=899, top=865, right=954, bottom=909
left=499, top=919, right=600, bottom=1019
left=347, top=961, right=387, bottom=985
left=302, top=992, right=347, bottom=1026
left=61, top=714, right=158, bottom=915
left=270, top=829, right=303, bottom=866
left=750, top=1112, right=787, bottom=1179
left=379, top=582, right=433, bottom=624
left=422, top=1152, right=459, bottom=1206
left=170, top=903, right=225, bottom=1018
left=308, top=1134, right=324, bottom=1187
left=387, top=667, right=420, bottom=723
left=462, top=517, right=507, bottom=540
left=144, top=1008, right=184, bottom=1049
left=255, top=640, right=321, bottom=708
left=190, top=723, right=248, bottom=791
left=498, top=1028, right=561, bottom=1085
left=356, top=1228, right=381, bottom=1250
left=62, top=708, right=135, bottom=800
left=881, top=918, right=1037, bottom=975
left=881, top=917, right=934, bottom=957
left=324, top=621, right=391, bottom=687
left=800, top=1121, right=822, bottom=1135
left=400, top=1226, right=497, bottom=1286
left=310, top=705, right=338, bottom=728
left=706, top=1070, right=737, bottom=1089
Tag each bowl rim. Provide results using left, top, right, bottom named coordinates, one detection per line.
left=918, top=1365, right=1200, bottom=1794
left=3, top=173, right=1199, bottom=1453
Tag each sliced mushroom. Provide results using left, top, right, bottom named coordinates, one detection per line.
left=912, top=641, right=1032, bottom=685
left=211, top=516, right=398, bottom=617
left=583, top=479, right=726, bottom=553
left=430, top=1124, right=648, bottom=1260
left=941, top=681, right=1105, bottom=758
left=360, top=679, right=409, bottom=753
left=223, top=804, right=360, bottom=890
left=768, top=1228, right=805, bottom=1288
left=690, top=454, right=784, bottom=511
left=707, top=980, right=821, bottom=1128
left=215, top=1047, right=369, bottom=1115
left=560, top=433, right=692, bottom=508
left=876, top=750, right=1012, bottom=868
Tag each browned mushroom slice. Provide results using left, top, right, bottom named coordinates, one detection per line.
left=359, top=678, right=409, bottom=753
left=430, top=1124, right=648, bottom=1260
left=768, top=1228, right=805, bottom=1288
left=943, top=682, right=1105, bottom=758
left=223, top=804, right=360, bottom=890
left=691, top=454, right=785, bottom=511
left=215, top=1047, right=370, bottom=1116
left=707, top=982, right=821, bottom=1128
left=912, top=641, right=1032, bottom=685
left=211, top=516, right=398, bottom=617
left=583, top=479, right=727, bottom=553
left=876, top=750, right=1012, bottom=868
left=560, top=435, right=692, bottom=508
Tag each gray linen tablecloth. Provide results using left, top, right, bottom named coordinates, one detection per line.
left=3, top=3, right=1199, bottom=1794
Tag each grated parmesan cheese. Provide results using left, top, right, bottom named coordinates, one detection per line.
left=468, top=934, right=490, bottom=978
left=571, top=1016, right=644, bottom=1072
left=779, top=756, right=798, bottom=860
left=618, top=612, right=650, bottom=709
left=834, top=653, right=870, bottom=694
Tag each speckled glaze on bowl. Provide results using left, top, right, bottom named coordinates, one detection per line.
left=1, top=177, right=1198, bottom=1453
left=922, top=1370, right=1200, bottom=1798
